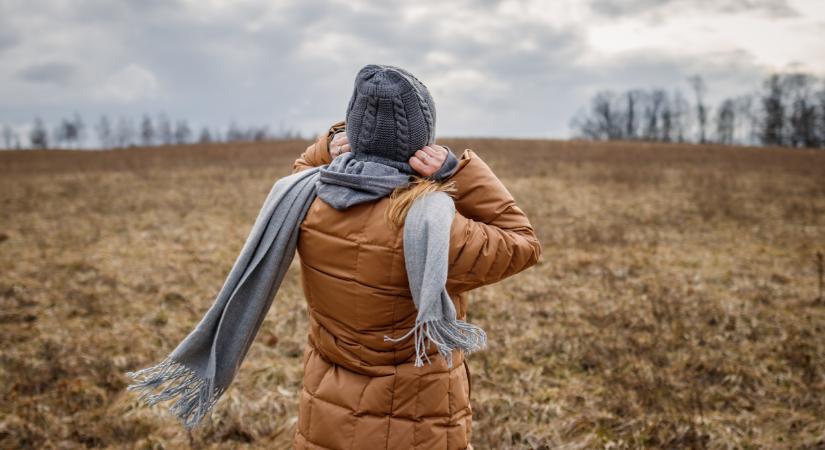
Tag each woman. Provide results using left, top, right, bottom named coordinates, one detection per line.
left=125, top=64, right=540, bottom=449
left=291, top=65, right=542, bottom=449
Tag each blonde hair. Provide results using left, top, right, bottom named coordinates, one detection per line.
left=385, top=177, right=457, bottom=229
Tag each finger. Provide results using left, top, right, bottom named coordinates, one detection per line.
left=420, top=152, right=439, bottom=169
left=421, top=146, right=440, bottom=158
left=412, top=156, right=437, bottom=176
left=341, top=143, right=351, bottom=152
left=415, top=149, right=431, bottom=163
left=331, top=132, right=346, bottom=146
left=432, top=148, right=447, bottom=163
left=423, top=147, right=446, bottom=168
left=409, top=155, right=430, bottom=175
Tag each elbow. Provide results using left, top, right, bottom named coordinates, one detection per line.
left=525, top=235, right=542, bottom=269
left=504, top=234, right=543, bottom=280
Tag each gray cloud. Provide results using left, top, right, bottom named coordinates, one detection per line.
left=590, top=0, right=798, bottom=19
left=0, top=0, right=820, bottom=145
left=16, top=61, right=78, bottom=85
left=0, top=30, right=18, bottom=52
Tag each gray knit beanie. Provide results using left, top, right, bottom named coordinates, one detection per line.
left=345, top=64, right=437, bottom=174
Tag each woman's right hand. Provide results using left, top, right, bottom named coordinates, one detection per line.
left=409, top=144, right=448, bottom=177
left=329, top=132, right=351, bottom=159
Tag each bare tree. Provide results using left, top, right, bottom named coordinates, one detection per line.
left=625, top=90, right=643, bottom=139
left=226, top=121, right=244, bottom=142
left=55, top=117, right=80, bottom=149
left=784, top=73, right=818, bottom=148
left=157, top=113, right=173, bottom=145
left=253, top=126, right=269, bottom=141
left=715, top=99, right=736, bottom=145
left=115, top=116, right=137, bottom=148
left=174, top=120, right=192, bottom=144
left=688, top=75, right=708, bottom=143
left=140, top=115, right=155, bottom=147
left=72, top=113, right=86, bottom=148
left=570, top=91, right=624, bottom=140
left=734, top=94, right=757, bottom=146
left=96, top=115, right=113, bottom=149
left=818, top=83, right=825, bottom=148
left=2, top=124, right=17, bottom=149
left=30, top=117, right=49, bottom=149
left=198, top=127, right=212, bottom=143
left=660, top=94, right=674, bottom=142
left=274, top=121, right=304, bottom=140
left=671, top=89, right=691, bottom=142
left=570, top=72, right=824, bottom=149
left=643, top=89, right=666, bottom=141
left=760, top=74, right=785, bottom=146
left=64, top=118, right=78, bottom=148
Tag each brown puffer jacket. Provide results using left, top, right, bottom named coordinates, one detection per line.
left=291, top=121, right=542, bottom=450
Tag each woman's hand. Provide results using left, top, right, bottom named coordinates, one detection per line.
left=409, top=144, right=448, bottom=177
left=329, top=132, right=351, bottom=159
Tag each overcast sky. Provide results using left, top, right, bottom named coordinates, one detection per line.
left=1, top=0, right=824, bottom=144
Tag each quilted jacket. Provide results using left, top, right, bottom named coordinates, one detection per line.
left=291, top=120, right=542, bottom=449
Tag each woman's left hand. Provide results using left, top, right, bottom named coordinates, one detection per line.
left=409, top=145, right=447, bottom=177
left=329, top=132, right=351, bottom=159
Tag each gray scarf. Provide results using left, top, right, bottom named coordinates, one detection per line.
left=124, top=150, right=486, bottom=430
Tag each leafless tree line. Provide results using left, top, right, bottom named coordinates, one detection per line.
left=571, top=72, right=825, bottom=149
left=1, top=114, right=305, bottom=150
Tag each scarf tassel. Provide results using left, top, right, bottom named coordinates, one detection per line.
left=384, top=318, right=487, bottom=368
left=125, top=357, right=226, bottom=430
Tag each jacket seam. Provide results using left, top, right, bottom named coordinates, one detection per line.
left=349, top=378, right=372, bottom=450
left=385, top=366, right=397, bottom=449
left=301, top=258, right=409, bottom=297
left=305, top=392, right=466, bottom=420
left=447, top=362, right=452, bottom=450
left=413, top=373, right=421, bottom=447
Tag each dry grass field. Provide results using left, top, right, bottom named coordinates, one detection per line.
left=1, top=137, right=824, bottom=449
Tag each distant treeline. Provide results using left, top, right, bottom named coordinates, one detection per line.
left=1, top=114, right=305, bottom=150
left=570, top=72, right=825, bottom=149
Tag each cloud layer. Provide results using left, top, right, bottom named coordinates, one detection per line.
left=1, top=0, right=823, bottom=142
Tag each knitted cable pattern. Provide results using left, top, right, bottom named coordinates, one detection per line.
left=358, top=93, right=379, bottom=152
left=392, top=95, right=410, bottom=157
left=416, top=91, right=435, bottom=140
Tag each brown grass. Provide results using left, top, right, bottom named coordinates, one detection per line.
left=1, top=138, right=824, bottom=449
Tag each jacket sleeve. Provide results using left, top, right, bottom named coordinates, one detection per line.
left=445, top=149, right=542, bottom=294
left=292, top=120, right=346, bottom=173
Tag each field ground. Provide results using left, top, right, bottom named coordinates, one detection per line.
left=1, top=138, right=824, bottom=449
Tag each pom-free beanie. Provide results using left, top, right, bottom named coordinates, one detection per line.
left=345, top=64, right=437, bottom=174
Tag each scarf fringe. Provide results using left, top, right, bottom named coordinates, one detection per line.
left=384, top=318, right=487, bottom=368
left=125, top=357, right=226, bottom=430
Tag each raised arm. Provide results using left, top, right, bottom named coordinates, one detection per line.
left=292, top=120, right=346, bottom=173
left=445, top=149, right=542, bottom=294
